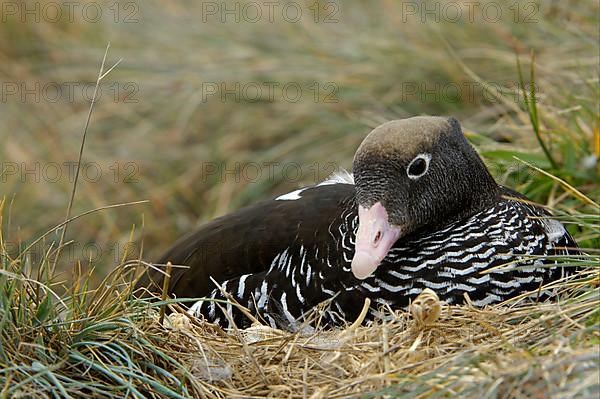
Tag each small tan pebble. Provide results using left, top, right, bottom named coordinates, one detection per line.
left=165, top=313, right=192, bottom=330
left=410, top=288, right=441, bottom=326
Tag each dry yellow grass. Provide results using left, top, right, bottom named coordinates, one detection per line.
left=138, top=271, right=599, bottom=398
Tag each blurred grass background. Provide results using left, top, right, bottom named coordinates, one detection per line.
left=0, top=0, right=598, bottom=286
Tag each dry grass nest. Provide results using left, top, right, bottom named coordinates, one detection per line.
left=140, top=271, right=599, bottom=398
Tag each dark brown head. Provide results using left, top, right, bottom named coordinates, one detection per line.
left=351, top=116, right=500, bottom=279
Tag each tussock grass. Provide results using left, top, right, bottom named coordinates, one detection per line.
left=0, top=223, right=597, bottom=398
left=0, top=0, right=598, bottom=397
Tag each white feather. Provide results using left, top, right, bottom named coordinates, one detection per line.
left=542, top=218, right=566, bottom=244
left=275, top=170, right=353, bottom=201
left=318, top=169, right=354, bottom=185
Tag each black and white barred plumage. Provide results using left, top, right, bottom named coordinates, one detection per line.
left=136, top=116, right=578, bottom=329
left=186, top=182, right=575, bottom=329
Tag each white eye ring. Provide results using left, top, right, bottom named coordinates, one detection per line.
left=407, top=153, right=431, bottom=180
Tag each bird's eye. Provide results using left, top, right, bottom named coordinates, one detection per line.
left=407, top=153, right=431, bottom=180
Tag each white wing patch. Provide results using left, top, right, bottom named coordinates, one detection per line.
left=318, top=169, right=354, bottom=185
left=276, top=188, right=306, bottom=201
left=275, top=169, right=354, bottom=201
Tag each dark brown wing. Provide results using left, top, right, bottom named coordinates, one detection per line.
left=136, top=183, right=356, bottom=299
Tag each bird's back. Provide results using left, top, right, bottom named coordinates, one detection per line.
left=136, top=183, right=356, bottom=299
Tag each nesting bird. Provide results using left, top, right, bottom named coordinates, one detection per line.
left=137, top=116, right=577, bottom=328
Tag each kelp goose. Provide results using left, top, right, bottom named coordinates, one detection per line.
left=137, top=116, right=577, bottom=329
